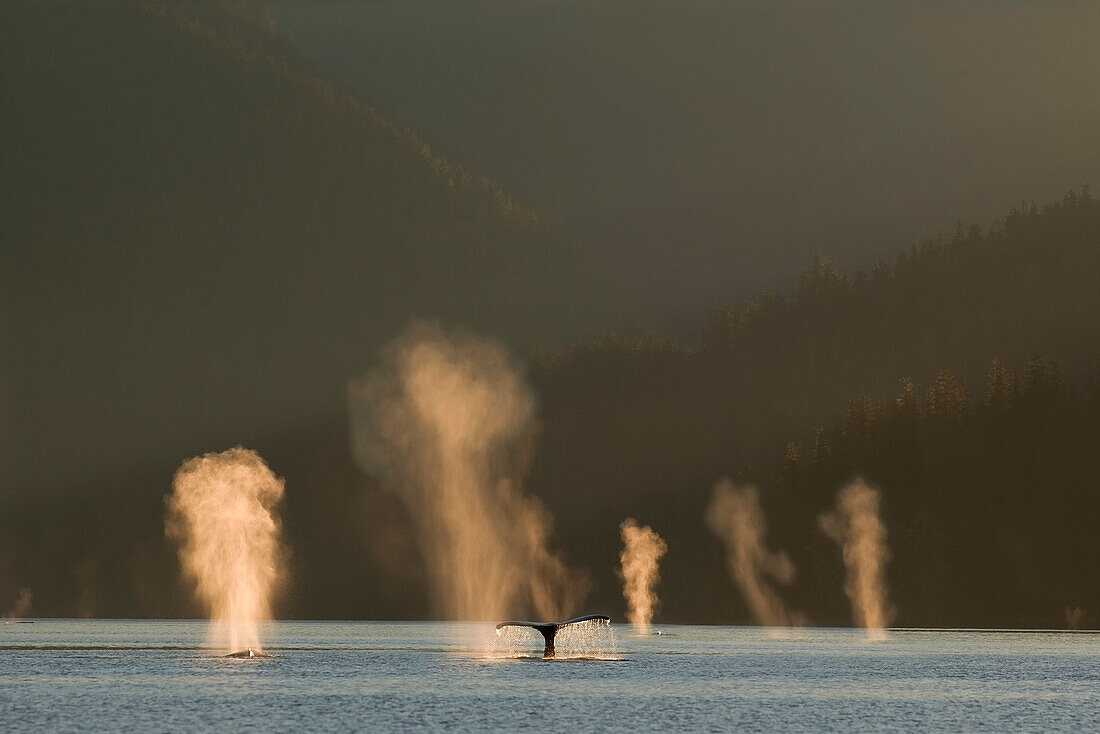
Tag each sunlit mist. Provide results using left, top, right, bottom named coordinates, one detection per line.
left=618, top=518, right=667, bottom=633
left=349, top=323, right=584, bottom=621
left=4, top=587, right=32, bottom=618
left=165, top=447, right=286, bottom=654
left=706, top=480, right=803, bottom=627
left=819, top=479, right=894, bottom=634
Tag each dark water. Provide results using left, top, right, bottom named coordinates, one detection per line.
left=2, top=621, right=1097, bottom=732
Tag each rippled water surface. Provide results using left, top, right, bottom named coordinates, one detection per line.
left=2, top=620, right=1097, bottom=731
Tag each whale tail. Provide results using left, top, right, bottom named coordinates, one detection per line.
left=495, top=614, right=611, bottom=658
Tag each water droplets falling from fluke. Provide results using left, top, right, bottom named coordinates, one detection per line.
left=492, top=618, right=619, bottom=660
left=554, top=618, right=618, bottom=659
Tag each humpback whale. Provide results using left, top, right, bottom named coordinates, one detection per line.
left=224, top=648, right=271, bottom=658
left=495, top=614, right=611, bottom=658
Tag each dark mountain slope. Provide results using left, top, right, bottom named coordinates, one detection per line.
left=271, top=0, right=1100, bottom=329
left=0, top=0, right=615, bottom=617
left=1, top=0, right=616, bottom=498
left=527, top=192, right=1100, bottom=625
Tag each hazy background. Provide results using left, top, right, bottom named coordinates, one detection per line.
left=272, top=0, right=1100, bottom=328
left=2, top=0, right=1098, bottom=626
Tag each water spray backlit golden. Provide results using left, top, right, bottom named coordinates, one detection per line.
left=819, top=478, right=894, bottom=635
left=4, top=587, right=32, bottom=619
left=350, top=323, right=584, bottom=622
left=618, top=518, right=667, bottom=633
left=705, top=480, right=803, bottom=627
left=166, top=447, right=286, bottom=654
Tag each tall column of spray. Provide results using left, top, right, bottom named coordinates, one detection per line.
left=618, top=518, right=667, bottom=633
left=818, top=479, right=894, bottom=633
left=166, top=447, right=286, bottom=653
left=705, top=480, right=802, bottom=627
left=349, top=323, right=582, bottom=622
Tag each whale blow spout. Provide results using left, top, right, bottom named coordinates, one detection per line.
left=495, top=614, right=611, bottom=658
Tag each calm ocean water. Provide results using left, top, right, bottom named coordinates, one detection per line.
left=1, top=620, right=1097, bottom=732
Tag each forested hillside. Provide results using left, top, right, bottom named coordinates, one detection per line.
left=0, top=0, right=610, bottom=617
left=2, top=1, right=1096, bottom=626
left=1, top=0, right=611, bottom=497
left=777, top=357, right=1099, bottom=628
left=528, top=191, right=1100, bottom=626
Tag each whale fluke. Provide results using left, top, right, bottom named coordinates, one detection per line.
left=495, top=614, right=611, bottom=658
